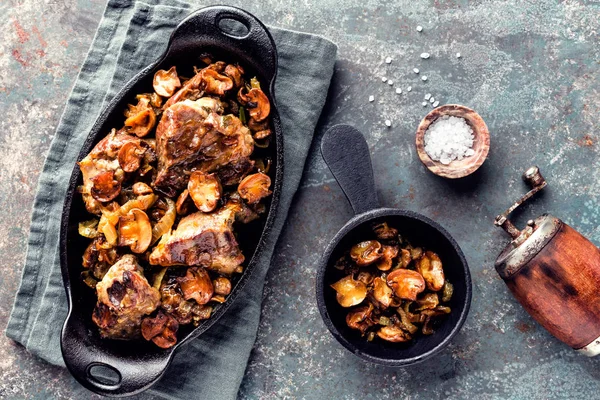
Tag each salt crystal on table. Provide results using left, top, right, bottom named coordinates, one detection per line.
left=423, top=115, right=475, bottom=164
left=420, top=52, right=430, bottom=59
left=456, top=52, right=461, bottom=58
left=407, top=86, right=412, bottom=91
left=382, top=77, right=388, bottom=82
left=385, top=120, right=392, bottom=127
left=388, top=80, right=393, bottom=86
left=417, top=26, right=423, bottom=32
left=430, top=97, right=435, bottom=103
left=424, top=93, right=431, bottom=100
left=421, top=76, right=428, bottom=81
left=433, top=101, right=439, bottom=107
left=422, top=102, right=427, bottom=106
left=385, top=57, right=392, bottom=64
left=369, top=95, right=375, bottom=102
left=413, top=68, right=420, bottom=74
left=395, top=88, right=402, bottom=94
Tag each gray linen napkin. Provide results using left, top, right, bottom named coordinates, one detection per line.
left=6, top=1, right=337, bottom=398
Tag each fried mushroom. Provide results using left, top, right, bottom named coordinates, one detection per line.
left=141, top=311, right=179, bottom=349
left=118, top=209, right=152, bottom=253
left=331, top=275, right=367, bottom=307
left=177, top=267, right=214, bottom=305
left=386, top=269, right=425, bottom=301
left=238, top=87, right=270, bottom=122
left=188, top=171, right=222, bottom=212
left=237, top=172, right=271, bottom=205
left=153, top=66, right=181, bottom=97
left=350, top=240, right=383, bottom=266
left=124, top=96, right=156, bottom=137
left=416, top=251, right=445, bottom=291
left=91, top=171, right=121, bottom=203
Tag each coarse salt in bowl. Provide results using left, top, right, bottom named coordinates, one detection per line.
left=415, top=104, right=490, bottom=179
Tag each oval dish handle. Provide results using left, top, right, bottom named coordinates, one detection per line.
left=321, top=124, right=380, bottom=215
left=166, top=6, right=278, bottom=83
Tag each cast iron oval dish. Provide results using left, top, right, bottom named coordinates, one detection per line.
left=59, top=6, right=283, bottom=396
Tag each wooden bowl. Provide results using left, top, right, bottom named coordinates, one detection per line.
left=415, top=104, right=490, bottom=179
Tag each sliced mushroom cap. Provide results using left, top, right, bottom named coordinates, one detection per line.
left=376, top=245, right=399, bottom=271
left=224, top=64, right=244, bottom=88
left=415, top=292, right=439, bottom=311
left=188, top=171, right=222, bottom=212
left=118, top=141, right=146, bottom=173
left=91, top=170, right=121, bottom=202
left=153, top=66, right=181, bottom=97
left=201, top=68, right=233, bottom=95
left=132, top=182, right=153, bottom=196
left=346, top=304, right=374, bottom=333
left=377, top=325, right=411, bottom=343
left=373, top=222, right=398, bottom=240
left=237, top=172, right=271, bottom=204
left=349, top=240, right=383, bottom=266
left=118, top=208, right=152, bottom=253
left=175, top=189, right=193, bottom=215
left=141, top=311, right=179, bottom=349
left=372, top=277, right=393, bottom=308
left=356, top=271, right=374, bottom=286
left=416, top=251, right=445, bottom=291
left=213, top=276, right=232, bottom=296
left=177, top=267, right=214, bottom=305
left=399, top=248, right=412, bottom=268
left=124, top=96, right=156, bottom=138
left=386, top=269, right=425, bottom=301
left=331, top=275, right=368, bottom=307
left=238, top=87, right=270, bottom=122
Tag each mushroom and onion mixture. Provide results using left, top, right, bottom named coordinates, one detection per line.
left=331, top=222, right=454, bottom=343
left=77, top=57, right=273, bottom=348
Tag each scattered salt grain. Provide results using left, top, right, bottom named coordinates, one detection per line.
left=385, top=57, right=393, bottom=64
left=456, top=52, right=461, bottom=58
left=424, top=93, right=431, bottom=100
left=382, top=76, right=388, bottom=82
left=424, top=115, right=475, bottom=165
left=420, top=52, right=430, bottom=59
left=407, top=86, right=412, bottom=92
left=422, top=102, right=427, bottom=106
left=417, top=26, right=423, bottom=32
left=388, top=80, right=393, bottom=86
left=395, top=88, right=402, bottom=94
left=369, top=95, right=375, bottom=102
left=430, top=97, right=435, bottom=103
left=433, top=101, right=440, bottom=107
left=413, top=68, right=420, bottom=74
left=421, top=76, right=428, bottom=81
left=385, top=120, right=392, bottom=127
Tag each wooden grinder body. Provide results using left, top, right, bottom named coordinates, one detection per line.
left=499, top=217, right=600, bottom=351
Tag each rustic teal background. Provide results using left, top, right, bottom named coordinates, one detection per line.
left=1, top=0, right=599, bottom=398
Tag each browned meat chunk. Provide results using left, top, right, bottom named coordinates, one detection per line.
left=153, top=98, right=254, bottom=197
left=92, top=255, right=160, bottom=339
left=148, top=207, right=244, bottom=275
left=79, top=130, right=147, bottom=214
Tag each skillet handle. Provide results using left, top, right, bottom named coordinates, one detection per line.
left=321, top=124, right=380, bottom=215
left=61, top=316, right=171, bottom=397
left=165, top=5, right=278, bottom=82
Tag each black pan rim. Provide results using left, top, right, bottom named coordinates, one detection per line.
left=59, top=5, right=283, bottom=393
left=315, top=207, right=472, bottom=367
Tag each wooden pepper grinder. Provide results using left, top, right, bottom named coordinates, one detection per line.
left=495, top=166, right=600, bottom=356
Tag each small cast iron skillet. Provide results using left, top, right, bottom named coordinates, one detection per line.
left=316, top=125, right=472, bottom=366
left=59, top=6, right=283, bottom=397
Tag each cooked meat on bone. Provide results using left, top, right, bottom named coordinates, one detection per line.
left=153, top=97, right=254, bottom=197
left=79, top=130, right=151, bottom=214
left=92, top=254, right=160, bottom=339
left=148, top=207, right=244, bottom=275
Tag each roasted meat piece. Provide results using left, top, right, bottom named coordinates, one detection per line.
left=92, top=255, right=160, bottom=339
left=149, top=207, right=244, bottom=275
left=153, top=98, right=254, bottom=196
left=79, top=129, right=149, bottom=214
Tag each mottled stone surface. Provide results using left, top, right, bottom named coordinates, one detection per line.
left=1, top=0, right=599, bottom=398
